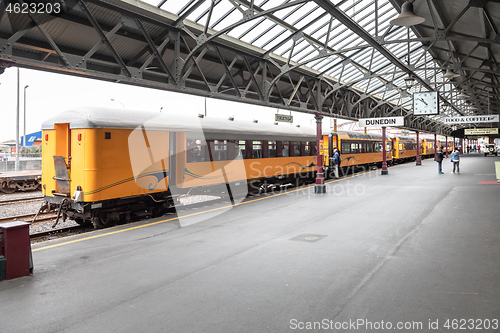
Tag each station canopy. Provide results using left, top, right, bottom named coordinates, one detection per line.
left=1, top=0, right=499, bottom=134
left=149, top=0, right=500, bottom=130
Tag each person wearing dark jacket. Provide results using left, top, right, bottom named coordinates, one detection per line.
left=450, top=147, right=460, bottom=174
left=436, top=148, right=444, bottom=174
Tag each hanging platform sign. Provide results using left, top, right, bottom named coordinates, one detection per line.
left=275, top=114, right=293, bottom=123
left=464, top=128, right=499, bottom=135
left=359, top=116, right=404, bottom=127
left=443, top=115, right=499, bottom=124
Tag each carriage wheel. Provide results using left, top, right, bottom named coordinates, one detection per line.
left=0, top=182, right=16, bottom=194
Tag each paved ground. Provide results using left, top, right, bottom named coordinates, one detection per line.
left=1, top=153, right=499, bottom=332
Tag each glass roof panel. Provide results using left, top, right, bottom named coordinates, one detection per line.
left=145, top=0, right=471, bottom=120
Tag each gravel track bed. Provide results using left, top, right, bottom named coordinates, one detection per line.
left=30, top=219, right=81, bottom=236
left=0, top=200, right=43, bottom=219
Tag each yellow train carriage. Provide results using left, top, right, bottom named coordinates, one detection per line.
left=421, top=138, right=436, bottom=158
left=41, top=108, right=319, bottom=227
left=329, top=131, right=393, bottom=168
left=437, top=140, right=455, bottom=153
left=392, top=137, right=419, bottom=162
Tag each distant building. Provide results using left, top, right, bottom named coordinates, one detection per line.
left=21, top=131, right=42, bottom=146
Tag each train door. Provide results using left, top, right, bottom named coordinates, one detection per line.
left=53, top=123, right=71, bottom=196
left=329, top=133, right=339, bottom=153
left=170, top=131, right=186, bottom=187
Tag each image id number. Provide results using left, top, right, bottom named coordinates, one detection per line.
left=6, top=2, right=62, bottom=15
left=444, top=318, right=499, bottom=330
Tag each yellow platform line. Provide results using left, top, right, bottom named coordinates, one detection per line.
left=33, top=168, right=379, bottom=252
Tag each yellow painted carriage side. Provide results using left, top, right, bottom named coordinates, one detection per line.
left=43, top=126, right=181, bottom=203
left=422, top=139, right=436, bottom=156
left=85, top=128, right=174, bottom=202
left=392, top=137, right=418, bottom=160
left=335, top=133, right=393, bottom=167
left=182, top=156, right=316, bottom=188
left=41, top=129, right=58, bottom=196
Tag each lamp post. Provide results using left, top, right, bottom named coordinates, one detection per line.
left=15, top=68, right=20, bottom=171
left=23, top=85, right=29, bottom=147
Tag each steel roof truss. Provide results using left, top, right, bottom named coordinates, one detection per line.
left=135, top=19, right=176, bottom=84
left=78, top=1, right=131, bottom=77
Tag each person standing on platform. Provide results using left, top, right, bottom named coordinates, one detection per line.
left=436, top=148, right=444, bottom=174
left=451, top=147, right=460, bottom=174
left=331, top=148, right=340, bottom=179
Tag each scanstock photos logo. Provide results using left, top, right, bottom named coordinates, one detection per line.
left=128, top=114, right=247, bottom=227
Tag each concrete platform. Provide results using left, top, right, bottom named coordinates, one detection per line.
left=1, top=153, right=499, bottom=332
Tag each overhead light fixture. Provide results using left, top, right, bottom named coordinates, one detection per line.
left=443, top=69, right=460, bottom=79
left=457, top=91, right=469, bottom=99
left=274, top=122, right=278, bottom=125
left=198, top=114, right=204, bottom=118
left=253, top=119, right=258, bottom=123
left=228, top=116, right=234, bottom=121
left=404, top=75, right=415, bottom=89
left=390, top=1, right=425, bottom=26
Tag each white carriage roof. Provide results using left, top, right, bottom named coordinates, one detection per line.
left=41, top=107, right=318, bottom=141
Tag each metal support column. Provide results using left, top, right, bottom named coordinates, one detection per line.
left=416, top=131, right=421, bottom=166
left=381, top=126, right=388, bottom=175
left=15, top=68, right=20, bottom=171
left=314, top=114, right=326, bottom=193
left=434, top=133, right=437, bottom=160
left=445, top=137, right=449, bottom=158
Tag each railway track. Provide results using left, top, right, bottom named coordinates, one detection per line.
left=0, top=196, right=43, bottom=206
left=0, top=212, right=58, bottom=224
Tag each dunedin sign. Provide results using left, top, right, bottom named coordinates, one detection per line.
left=359, top=116, right=404, bottom=127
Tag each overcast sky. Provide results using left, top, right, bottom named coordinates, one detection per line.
left=0, top=67, right=340, bottom=143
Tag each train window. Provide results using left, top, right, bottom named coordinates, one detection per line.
left=292, top=141, right=301, bottom=156
left=304, top=142, right=310, bottom=156
left=187, top=139, right=207, bottom=162
left=227, top=140, right=238, bottom=160
left=375, top=142, right=383, bottom=152
left=252, top=141, right=262, bottom=158
left=342, top=141, right=350, bottom=154
left=209, top=140, right=228, bottom=161
left=276, top=141, right=283, bottom=157
left=238, top=140, right=246, bottom=159
left=307, top=142, right=316, bottom=156
left=351, top=142, right=360, bottom=154
left=261, top=140, right=269, bottom=158
left=105, top=132, right=111, bottom=140
left=282, top=141, right=290, bottom=157
left=298, top=142, right=304, bottom=156
left=268, top=141, right=277, bottom=158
